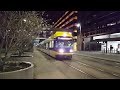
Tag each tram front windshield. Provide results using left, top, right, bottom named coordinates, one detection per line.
left=55, top=40, right=73, bottom=48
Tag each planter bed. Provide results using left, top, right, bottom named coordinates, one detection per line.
left=0, top=61, right=34, bottom=79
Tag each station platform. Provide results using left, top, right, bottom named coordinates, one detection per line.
left=75, top=51, right=120, bottom=63
left=33, top=47, right=68, bottom=79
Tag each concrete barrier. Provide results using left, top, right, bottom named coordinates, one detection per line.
left=0, top=61, right=34, bottom=79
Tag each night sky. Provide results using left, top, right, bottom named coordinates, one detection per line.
left=43, top=11, right=66, bottom=25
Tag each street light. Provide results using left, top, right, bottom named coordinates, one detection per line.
left=23, top=19, right=27, bottom=22
left=76, top=23, right=81, bottom=33
left=76, top=23, right=80, bottom=27
left=76, top=23, right=82, bottom=51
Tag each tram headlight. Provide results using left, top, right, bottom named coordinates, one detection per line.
left=59, top=49, right=64, bottom=53
left=70, top=49, right=73, bottom=52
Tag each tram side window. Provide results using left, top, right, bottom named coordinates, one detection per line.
left=47, top=42, right=50, bottom=49
left=45, top=43, right=47, bottom=49
left=46, top=43, right=49, bottom=49
left=49, top=41, right=52, bottom=48
left=51, top=40, right=54, bottom=48
left=49, top=40, right=54, bottom=50
left=43, top=44, right=45, bottom=49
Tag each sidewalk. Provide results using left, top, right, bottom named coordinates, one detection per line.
left=33, top=47, right=67, bottom=79
left=75, top=51, right=120, bottom=63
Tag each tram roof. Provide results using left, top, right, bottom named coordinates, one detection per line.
left=49, top=31, right=72, bottom=39
left=40, top=28, right=73, bottom=44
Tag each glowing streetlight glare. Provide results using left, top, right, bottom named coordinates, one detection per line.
left=23, top=19, right=26, bottom=22
left=76, top=23, right=80, bottom=27
left=76, top=23, right=81, bottom=33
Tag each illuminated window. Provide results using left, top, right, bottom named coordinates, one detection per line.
left=51, top=40, right=54, bottom=48
left=54, top=11, right=76, bottom=28
left=107, top=22, right=116, bottom=26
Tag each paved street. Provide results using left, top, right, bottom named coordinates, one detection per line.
left=33, top=47, right=120, bottom=79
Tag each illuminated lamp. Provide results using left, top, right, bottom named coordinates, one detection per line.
left=74, top=30, right=77, bottom=32
left=63, top=33, right=67, bottom=37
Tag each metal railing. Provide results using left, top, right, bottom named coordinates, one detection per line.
left=82, top=49, right=120, bottom=54
left=101, top=49, right=120, bottom=54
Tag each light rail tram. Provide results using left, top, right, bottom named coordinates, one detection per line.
left=38, top=29, right=74, bottom=60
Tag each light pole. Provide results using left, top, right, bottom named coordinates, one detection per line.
left=76, top=23, right=82, bottom=51
left=76, top=23, right=81, bottom=35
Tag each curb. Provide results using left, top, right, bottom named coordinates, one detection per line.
left=0, top=61, right=34, bottom=79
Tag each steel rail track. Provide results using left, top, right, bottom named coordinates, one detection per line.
left=62, top=61, right=98, bottom=79
left=70, top=59, right=120, bottom=78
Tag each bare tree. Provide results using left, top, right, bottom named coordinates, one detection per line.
left=0, top=11, right=49, bottom=62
